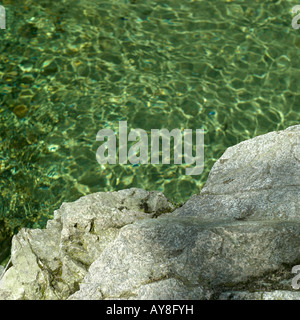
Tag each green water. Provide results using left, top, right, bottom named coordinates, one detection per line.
left=0, top=0, right=300, bottom=261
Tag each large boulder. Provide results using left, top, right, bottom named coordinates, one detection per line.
left=0, top=125, right=300, bottom=300
left=171, top=124, right=300, bottom=221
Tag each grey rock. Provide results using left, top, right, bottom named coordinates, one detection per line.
left=1, top=125, right=300, bottom=300
left=68, top=125, right=300, bottom=300
left=0, top=188, right=174, bottom=300
left=171, top=125, right=300, bottom=221
left=68, top=217, right=300, bottom=300
left=69, top=275, right=212, bottom=300
left=219, top=290, right=300, bottom=300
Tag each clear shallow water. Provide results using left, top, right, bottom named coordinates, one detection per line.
left=0, top=0, right=300, bottom=260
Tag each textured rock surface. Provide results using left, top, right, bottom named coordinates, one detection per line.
left=171, top=124, right=300, bottom=221
left=0, top=189, right=174, bottom=300
left=219, top=290, right=300, bottom=300
left=68, top=217, right=300, bottom=300
left=0, top=125, right=300, bottom=300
